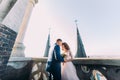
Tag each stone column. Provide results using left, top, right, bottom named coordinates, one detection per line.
left=15, top=0, right=38, bottom=43
left=2, top=0, right=28, bottom=32
left=0, top=0, right=2, bottom=4
left=0, top=0, right=17, bottom=22
left=11, top=0, right=38, bottom=57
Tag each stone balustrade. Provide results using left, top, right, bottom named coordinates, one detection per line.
left=0, top=57, right=120, bottom=80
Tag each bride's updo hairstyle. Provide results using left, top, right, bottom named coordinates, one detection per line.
left=62, top=42, right=70, bottom=50
left=62, top=42, right=73, bottom=58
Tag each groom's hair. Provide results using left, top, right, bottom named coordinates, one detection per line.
left=56, top=39, right=62, bottom=42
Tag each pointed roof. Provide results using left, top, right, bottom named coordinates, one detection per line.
left=75, top=21, right=87, bottom=57
left=44, top=33, right=50, bottom=57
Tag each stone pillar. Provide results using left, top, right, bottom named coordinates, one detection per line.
left=11, top=0, right=38, bottom=57
left=0, top=0, right=17, bottom=22
left=2, top=0, right=29, bottom=32
left=0, top=0, right=2, bottom=4
left=15, top=0, right=38, bottom=43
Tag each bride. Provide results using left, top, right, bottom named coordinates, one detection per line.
left=61, top=42, right=80, bottom=80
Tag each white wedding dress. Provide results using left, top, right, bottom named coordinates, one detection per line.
left=61, top=51, right=80, bottom=80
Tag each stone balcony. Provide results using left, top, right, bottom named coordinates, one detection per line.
left=0, top=57, right=120, bottom=80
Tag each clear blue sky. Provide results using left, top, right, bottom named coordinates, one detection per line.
left=24, top=0, right=120, bottom=57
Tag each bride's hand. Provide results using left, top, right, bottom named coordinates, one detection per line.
left=64, top=58, right=68, bottom=62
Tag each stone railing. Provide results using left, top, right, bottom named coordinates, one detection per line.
left=0, top=57, right=120, bottom=80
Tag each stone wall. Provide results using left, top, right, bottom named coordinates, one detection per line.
left=0, top=24, right=17, bottom=66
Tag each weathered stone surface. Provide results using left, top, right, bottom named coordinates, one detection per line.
left=2, top=0, right=29, bottom=32
left=0, top=57, right=48, bottom=80
left=0, top=24, right=17, bottom=70
left=0, top=57, right=119, bottom=80
left=0, top=61, right=33, bottom=80
left=0, top=0, right=17, bottom=22
left=2, top=0, right=38, bottom=58
left=0, top=0, right=2, bottom=4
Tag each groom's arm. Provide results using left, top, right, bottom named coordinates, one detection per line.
left=54, top=45, right=64, bottom=62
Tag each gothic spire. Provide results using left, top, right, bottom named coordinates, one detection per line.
left=75, top=20, right=87, bottom=57
left=44, top=28, right=51, bottom=57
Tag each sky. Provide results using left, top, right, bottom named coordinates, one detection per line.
left=23, top=0, right=120, bottom=57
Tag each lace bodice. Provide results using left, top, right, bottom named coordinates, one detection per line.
left=64, top=51, right=73, bottom=60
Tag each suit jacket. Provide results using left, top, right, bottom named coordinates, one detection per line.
left=46, top=43, right=64, bottom=72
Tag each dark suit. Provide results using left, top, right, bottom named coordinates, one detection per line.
left=46, top=44, right=64, bottom=80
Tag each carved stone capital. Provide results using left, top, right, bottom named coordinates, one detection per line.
left=29, top=0, right=38, bottom=6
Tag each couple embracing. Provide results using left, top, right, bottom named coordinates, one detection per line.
left=46, top=39, right=79, bottom=80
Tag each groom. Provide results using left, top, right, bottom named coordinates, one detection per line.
left=46, top=39, right=64, bottom=80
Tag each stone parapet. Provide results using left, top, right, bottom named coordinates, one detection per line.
left=0, top=57, right=119, bottom=80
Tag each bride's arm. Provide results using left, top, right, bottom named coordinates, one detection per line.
left=65, top=59, right=72, bottom=62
